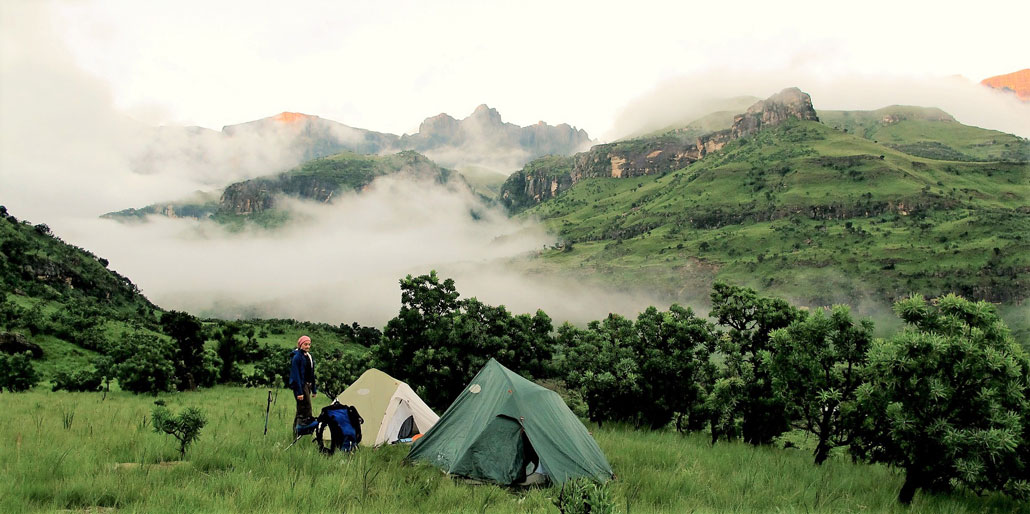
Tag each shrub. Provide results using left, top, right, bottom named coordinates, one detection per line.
left=553, top=478, right=619, bottom=514
left=151, top=405, right=207, bottom=458
left=245, top=344, right=291, bottom=389
left=51, top=367, right=102, bottom=392
left=110, top=333, right=176, bottom=394
left=851, top=294, right=1030, bottom=503
left=0, top=352, right=38, bottom=392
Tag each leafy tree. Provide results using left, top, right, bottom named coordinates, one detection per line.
left=0, top=352, right=38, bottom=392
left=560, top=306, right=716, bottom=429
left=704, top=372, right=746, bottom=443
left=559, top=315, right=641, bottom=426
left=768, top=305, right=873, bottom=464
left=213, top=322, right=257, bottom=384
left=708, top=283, right=803, bottom=445
left=110, top=333, right=176, bottom=394
left=632, top=305, right=716, bottom=429
left=92, top=355, right=115, bottom=393
left=316, top=350, right=371, bottom=398
left=850, top=294, right=1030, bottom=503
left=373, top=271, right=556, bottom=409
left=339, top=322, right=383, bottom=348
left=49, top=299, right=106, bottom=348
left=160, top=311, right=217, bottom=390
left=152, top=405, right=207, bottom=458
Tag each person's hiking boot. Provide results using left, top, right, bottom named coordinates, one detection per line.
left=295, top=418, right=318, bottom=436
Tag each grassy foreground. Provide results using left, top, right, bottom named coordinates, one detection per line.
left=1, top=387, right=1024, bottom=513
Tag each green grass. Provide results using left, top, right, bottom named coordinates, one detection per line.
left=0, top=387, right=1024, bottom=513
left=818, top=107, right=1029, bottom=162
left=456, top=166, right=510, bottom=199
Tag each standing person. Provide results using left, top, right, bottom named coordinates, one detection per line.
left=290, top=335, right=318, bottom=433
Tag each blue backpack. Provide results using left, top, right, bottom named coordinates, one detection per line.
left=316, top=403, right=363, bottom=454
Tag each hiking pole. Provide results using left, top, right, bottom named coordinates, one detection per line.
left=284, top=432, right=305, bottom=451
left=263, top=390, right=273, bottom=435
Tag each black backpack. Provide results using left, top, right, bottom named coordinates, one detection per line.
left=315, top=403, right=363, bottom=454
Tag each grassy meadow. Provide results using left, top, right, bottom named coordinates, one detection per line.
left=1, top=386, right=1026, bottom=513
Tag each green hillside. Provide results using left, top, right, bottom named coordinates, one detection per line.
left=513, top=119, right=1029, bottom=335
left=0, top=206, right=369, bottom=382
left=106, top=150, right=460, bottom=229
left=819, top=106, right=1029, bottom=162
left=453, top=165, right=509, bottom=199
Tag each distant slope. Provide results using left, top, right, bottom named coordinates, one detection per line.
left=0, top=206, right=164, bottom=377
left=136, top=107, right=591, bottom=188
left=455, top=166, right=509, bottom=200
left=107, top=150, right=464, bottom=229
left=819, top=106, right=1029, bottom=162
left=221, top=111, right=399, bottom=159
left=632, top=96, right=761, bottom=140
left=981, top=68, right=1030, bottom=101
left=501, top=88, right=820, bottom=211
left=503, top=91, right=1029, bottom=327
left=0, top=207, right=156, bottom=313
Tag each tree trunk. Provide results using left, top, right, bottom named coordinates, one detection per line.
left=898, top=471, right=920, bottom=504
left=813, top=439, right=831, bottom=465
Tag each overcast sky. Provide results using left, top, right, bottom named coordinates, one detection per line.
left=1, top=0, right=1027, bottom=326
left=12, top=0, right=1028, bottom=138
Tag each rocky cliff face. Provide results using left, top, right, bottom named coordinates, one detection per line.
left=981, top=69, right=1030, bottom=101
left=502, top=87, right=819, bottom=210
left=399, top=104, right=592, bottom=170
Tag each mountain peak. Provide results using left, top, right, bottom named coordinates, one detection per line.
left=272, top=112, right=318, bottom=124
left=468, top=104, right=503, bottom=123
left=981, top=69, right=1030, bottom=101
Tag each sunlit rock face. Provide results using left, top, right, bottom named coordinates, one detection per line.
left=981, top=69, right=1030, bottom=101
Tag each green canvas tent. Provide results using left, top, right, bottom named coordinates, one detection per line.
left=407, top=358, right=614, bottom=485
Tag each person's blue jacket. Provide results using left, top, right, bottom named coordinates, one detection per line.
left=289, top=348, right=317, bottom=397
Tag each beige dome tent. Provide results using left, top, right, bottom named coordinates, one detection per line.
left=334, top=368, right=439, bottom=447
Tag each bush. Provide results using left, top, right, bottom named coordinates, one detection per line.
left=51, top=367, right=102, bottom=392
left=110, top=333, right=176, bottom=394
left=245, top=344, right=291, bottom=389
left=0, top=352, right=38, bottom=392
left=553, top=478, right=619, bottom=514
left=851, top=294, right=1030, bottom=503
left=151, top=405, right=207, bottom=458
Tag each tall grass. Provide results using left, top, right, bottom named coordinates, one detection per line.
left=1, top=387, right=1024, bottom=513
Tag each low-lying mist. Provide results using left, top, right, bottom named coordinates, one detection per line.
left=59, top=176, right=674, bottom=327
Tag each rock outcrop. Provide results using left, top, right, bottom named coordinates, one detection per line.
left=502, top=87, right=819, bottom=210
left=399, top=104, right=592, bottom=170
left=981, top=69, right=1030, bottom=101
left=0, top=332, right=43, bottom=359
